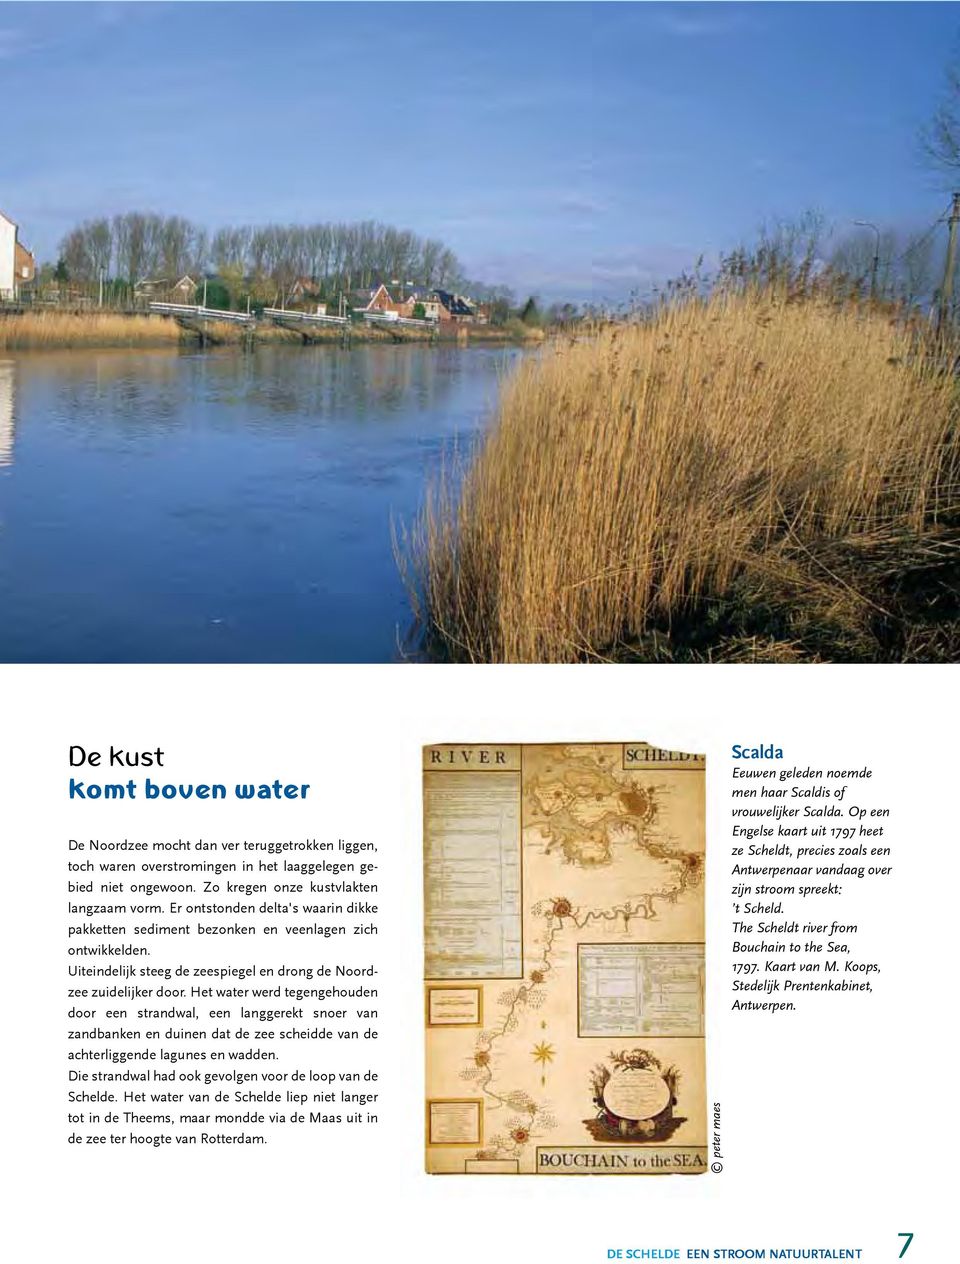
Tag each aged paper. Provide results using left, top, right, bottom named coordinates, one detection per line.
left=423, top=742, right=706, bottom=1175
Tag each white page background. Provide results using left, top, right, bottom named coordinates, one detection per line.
left=1, top=663, right=952, bottom=1262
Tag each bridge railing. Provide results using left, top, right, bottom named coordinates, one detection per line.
left=148, top=302, right=255, bottom=325
left=362, top=311, right=436, bottom=330
left=263, top=307, right=350, bottom=327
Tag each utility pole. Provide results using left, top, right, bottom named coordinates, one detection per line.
left=938, top=192, right=960, bottom=332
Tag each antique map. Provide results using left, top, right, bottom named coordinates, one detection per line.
left=423, top=742, right=706, bottom=1175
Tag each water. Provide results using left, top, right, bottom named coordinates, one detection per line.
left=0, top=344, right=517, bottom=662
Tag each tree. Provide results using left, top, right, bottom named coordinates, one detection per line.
left=158, top=215, right=196, bottom=280
left=54, top=257, right=69, bottom=283
left=113, top=212, right=151, bottom=285
left=436, top=247, right=460, bottom=288
left=900, top=228, right=937, bottom=305
left=218, top=263, right=247, bottom=308
left=87, top=218, right=113, bottom=278
left=520, top=295, right=541, bottom=325
left=203, top=279, right=231, bottom=311
left=60, top=228, right=92, bottom=282
left=830, top=228, right=893, bottom=298
left=547, top=301, right=580, bottom=326
left=420, top=238, right=444, bottom=286
left=921, top=54, right=960, bottom=173
left=830, top=224, right=941, bottom=308
left=56, top=209, right=489, bottom=305
left=212, top=225, right=250, bottom=272
left=488, top=297, right=509, bottom=325
left=412, top=301, right=426, bottom=320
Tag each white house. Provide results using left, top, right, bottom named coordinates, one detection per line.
left=0, top=209, right=17, bottom=300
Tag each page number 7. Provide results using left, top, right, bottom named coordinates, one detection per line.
left=898, top=1233, right=914, bottom=1258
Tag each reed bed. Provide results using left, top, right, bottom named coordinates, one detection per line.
left=0, top=310, right=538, bottom=351
left=403, top=289, right=960, bottom=662
left=0, top=311, right=187, bottom=350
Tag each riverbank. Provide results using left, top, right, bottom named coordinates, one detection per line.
left=0, top=309, right=544, bottom=351
left=403, top=289, right=960, bottom=663
left=0, top=311, right=184, bottom=350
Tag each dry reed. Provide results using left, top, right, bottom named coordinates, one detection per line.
left=0, top=311, right=186, bottom=350
left=403, top=289, right=960, bottom=662
left=0, top=310, right=538, bottom=351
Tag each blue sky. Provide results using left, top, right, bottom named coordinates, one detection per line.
left=3, top=1, right=960, bottom=300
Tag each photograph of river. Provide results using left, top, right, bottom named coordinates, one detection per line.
left=3, top=2, right=960, bottom=664
left=0, top=346, right=516, bottom=662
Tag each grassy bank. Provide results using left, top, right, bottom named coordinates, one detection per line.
left=0, top=311, right=185, bottom=350
left=0, top=309, right=539, bottom=350
left=403, top=290, right=960, bottom=662
left=203, top=320, right=543, bottom=346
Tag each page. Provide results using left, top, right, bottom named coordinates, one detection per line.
left=3, top=666, right=955, bottom=1262
left=2, top=4, right=957, bottom=1263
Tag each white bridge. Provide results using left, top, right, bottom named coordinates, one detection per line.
left=148, top=300, right=436, bottom=344
left=263, top=307, right=350, bottom=328
left=148, top=301, right=256, bottom=327
left=363, top=311, right=435, bottom=330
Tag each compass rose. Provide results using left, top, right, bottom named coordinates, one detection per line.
left=531, top=1038, right=556, bottom=1086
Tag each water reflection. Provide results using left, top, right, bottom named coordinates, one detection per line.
left=24, top=345, right=494, bottom=439
left=0, top=361, right=15, bottom=467
left=0, top=344, right=516, bottom=662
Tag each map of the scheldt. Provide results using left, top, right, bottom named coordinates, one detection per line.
left=424, top=742, right=706, bottom=1175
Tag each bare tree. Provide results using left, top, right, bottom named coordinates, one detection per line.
left=58, top=210, right=473, bottom=300
left=419, top=238, right=443, bottom=286
left=113, top=212, right=151, bottom=284
left=921, top=55, right=960, bottom=173
left=436, top=247, right=460, bottom=288
left=60, top=227, right=93, bottom=281
left=86, top=219, right=113, bottom=278
left=212, top=226, right=249, bottom=272
left=900, top=229, right=937, bottom=304
left=59, top=218, right=113, bottom=281
left=158, top=215, right=194, bottom=279
left=830, top=227, right=896, bottom=296
left=190, top=227, right=209, bottom=277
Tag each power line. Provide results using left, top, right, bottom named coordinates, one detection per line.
left=844, top=203, right=952, bottom=292
left=892, top=207, right=949, bottom=266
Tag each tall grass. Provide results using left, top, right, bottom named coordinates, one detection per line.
left=0, top=310, right=539, bottom=351
left=403, top=289, right=960, bottom=662
left=0, top=312, right=184, bottom=350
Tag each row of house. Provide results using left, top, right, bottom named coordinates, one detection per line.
left=0, top=209, right=36, bottom=301
left=1, top=207, right=483, bottom=321
left=340, top=283, right=488, bottom=324
left=130, top=275, right=488, bottom=322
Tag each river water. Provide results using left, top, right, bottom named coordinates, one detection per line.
left=0, top=344, right=516, bottom=662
